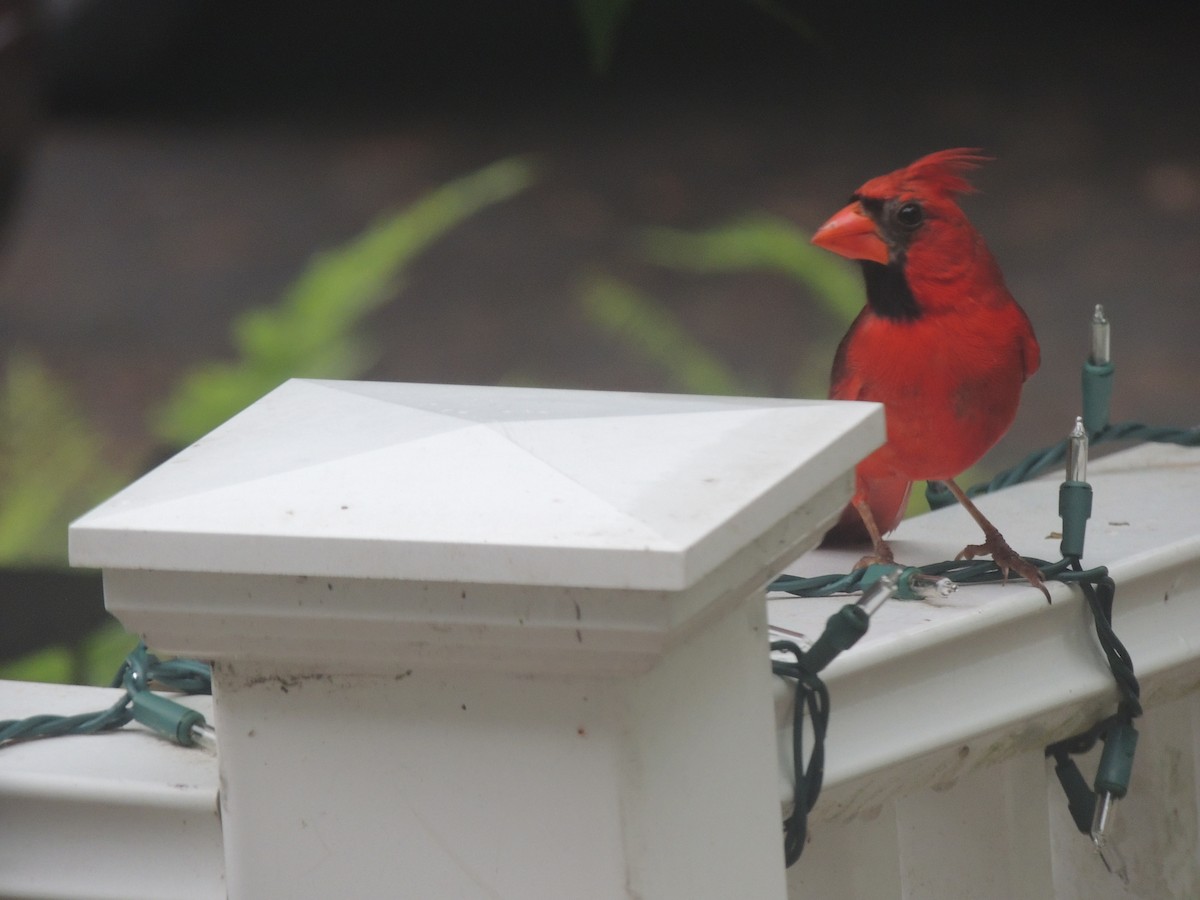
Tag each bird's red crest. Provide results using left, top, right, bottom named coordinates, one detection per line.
left=860, top=148, right=992, bottom=200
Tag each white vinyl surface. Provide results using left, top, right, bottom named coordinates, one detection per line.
left=71, top=379, right=883, bottom=590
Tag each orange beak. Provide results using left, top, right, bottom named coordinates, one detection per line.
left=811, top=202, right=890, bottom=265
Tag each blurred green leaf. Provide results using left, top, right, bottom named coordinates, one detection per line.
left=0, top=354, right=125, bottom=564
left=0, top=622, right=138, bottom=686
left=580, top=275, right=752, bottom=396
left=153, top=156, right=537, bottom=447
left=574, top=0, right=636, bottom=73
left=641, top=215, right=862, bottom=326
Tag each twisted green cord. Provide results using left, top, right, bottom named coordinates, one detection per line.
left=0, top=644, right=212, bottom=748
left=926, top=421, right=1200, bottom=510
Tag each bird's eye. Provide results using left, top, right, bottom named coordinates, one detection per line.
left=896, top=202, right=924, bottom=229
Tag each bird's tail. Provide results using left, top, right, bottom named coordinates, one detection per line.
left=821, top=475, right=912, bottom=547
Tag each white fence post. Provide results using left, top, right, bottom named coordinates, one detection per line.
left=70, top=379, right=883, bottom=900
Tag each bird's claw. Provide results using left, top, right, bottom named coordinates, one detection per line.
left=957, top=534, right=1051, bottom=603
left=852, top=544, right=895, bottom=571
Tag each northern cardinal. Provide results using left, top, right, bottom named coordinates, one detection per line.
left=812, top=149, right=1048, bottom=599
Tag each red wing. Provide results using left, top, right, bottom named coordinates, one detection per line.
left=829, top=308, right=869, bottom=401
left=1016, top=305, right=1041, bottom=379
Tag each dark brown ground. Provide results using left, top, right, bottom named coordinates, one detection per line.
left=3, top=2, right=1199, bottom=479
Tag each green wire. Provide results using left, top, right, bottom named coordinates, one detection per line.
left=0, top=644, right=212, bottom=748
left=926, top=420, right=1200, bottom=510
left=770, top=556, right=1102, bottom=599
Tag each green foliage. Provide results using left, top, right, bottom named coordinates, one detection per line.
left=581, top=275, right=753, bottom=396
left=576, top=216, right=861, bottom=399
left=153, top=156, right=537, bottom=447
left=0, top=622, right=138, bottom=686
left=641, top=215, right=861, bottom=326
left=575, top=216, right=865, bottom=420
left=0, top=354, right=126, bottom=564
left=574, top=0, right=635, bottom=73
left=0, top=354, right=137, bottom=684
left=2, top=158, right=537, bottom=685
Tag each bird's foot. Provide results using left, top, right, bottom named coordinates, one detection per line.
left=957, top=531, right=1051, bottom=603
left=852, top=543, right=895, bottom=571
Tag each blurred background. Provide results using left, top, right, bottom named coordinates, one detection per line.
left=1, top=0, right=1198, bottom=680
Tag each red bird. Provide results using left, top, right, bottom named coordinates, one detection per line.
left=812, top=149, right=1048, bottom=598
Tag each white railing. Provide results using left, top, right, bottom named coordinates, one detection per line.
left=1, top=380, right=1196, bottom=899
left=0, top=681, right=222, bottom=900
left=772, top=441, right=1200, bottom=900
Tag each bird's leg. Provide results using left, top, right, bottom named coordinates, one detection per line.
left=850, top=495, right=896, bottom=570
left=942, top=478, right=1050, bottom=602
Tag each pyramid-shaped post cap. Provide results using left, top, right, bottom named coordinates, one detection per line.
left=71, top=380, right=881, bottom=592
left=72, top=382, right=881, bottom=671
